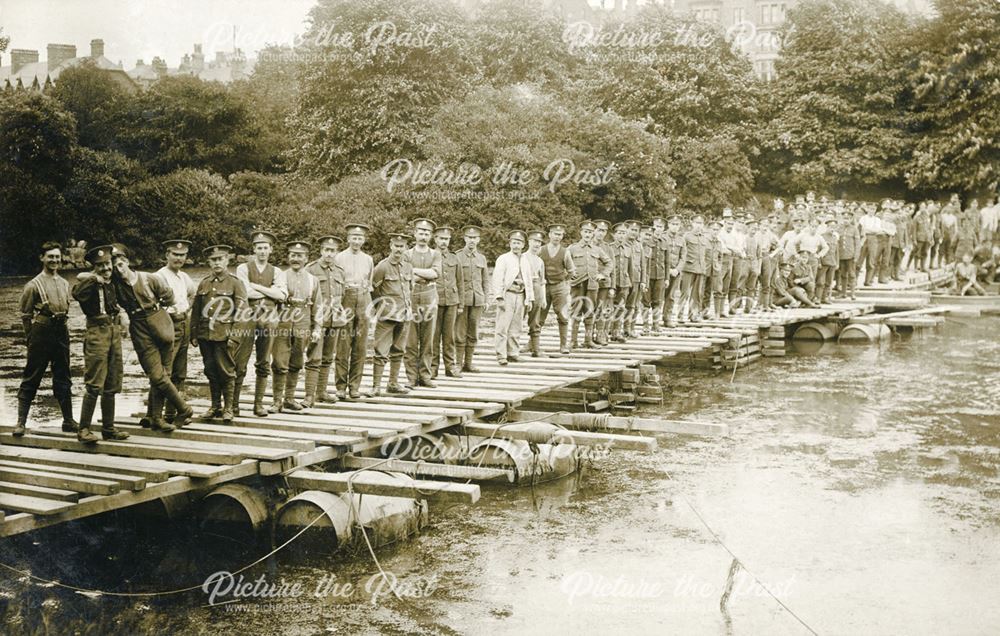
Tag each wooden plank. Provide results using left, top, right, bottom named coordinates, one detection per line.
left=0, top=431, right=243, bottom=465
left=0, top=481, right=80, bottom=502
left=0, top=466, right=120, bottom=496
left=0, top=493, right=76, bottom=516
left=0, top=446, right=215, bottom=480
left=286, top=470, right=480, bottom=505
left=507, top=410, right=729, bottom=437
left=342, top=456, right=515, bottom=483
left=462, top=423, right=656, bottom=452
left=0, top=459, right=146, bottom=491
left=116, top=420, right=316, bottom=452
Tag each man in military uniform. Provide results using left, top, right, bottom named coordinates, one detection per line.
left=661, top=216, right=687, bottom=328
left=432, top=226, right=465, bottom=377
left=404, top=218, right=442, bottom=389
left=303, top=236, right=346, bottom=407
left=110, top=245, right=191, bottom=432
left=14, top=242, right=77, bottom=437
left=740, top=218, right=762, bottom=314
left=640, top=225, right=660, bottom=334
left=703, top=220, right=725, bottom=320
left=271, top=241, right=321, bottom=413
left=235, top=231, right=288, bottom=416
left=190, top=245, right=247, bottom=424
left=155, top=239, right=196, bottom=425
left=492, top=230, right=535, bottom=364
left=371, top=233, right=413, bottom=395
left=71, top=245, right=128, bottom=443
left=646, top=218, right=668, bottom=333
left=625, top=221, right=646, bottom=336
left=525, top=230, right=548, bottom=357
left=537, top=223, right=576, bottom=354
left=335, top=223, right=375, bottom=399
left=568, top=221, right=601, bottom=349
left=836, top=210, right=861, bottom=300
left=759, top=217, right=781, bottom=311
left=455, top=226, right=489, bottom=373
left=718, top=209, right=745, bottom=317
left=592, top=220, right=615, bottom=345
left=678, top=215, right=708, bottom=322
left=609, top=223, right=633, bottom=341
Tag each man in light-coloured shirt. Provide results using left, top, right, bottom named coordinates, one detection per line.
left=857, top=204, right=883, bottom=286
left=334, top=223, right=375, bottom=399
left=235, top=231, right=288, bottom=416
left=155, top=239, right=196, bottom=424
left=717, top=208, right=745, bottom=316
left=492, top=230, right=535, bottom=365
left=525, top=230, right=548, bottom=357
left=403, top=218, right=442, bottom=389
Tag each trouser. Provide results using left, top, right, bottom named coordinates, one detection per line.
left=594, top=286, right=611, bottom=341
left=858, top=235, right=881, bottom=285
left=890, top=246, right=904, bottom=278
left=494, top=291, right=525, bottom=360
left=17, top=319, right=73, bottom=422
left=646, top=277, right=665, bottom=328
left=837, top=258, right=857, bottom=296
left=625, top=285, right=640, bottom=334
left=662, top=273, right=681, bottom=325
left=570, top=283, right=598, bottom=345
left=913, top=241, right=929, bottom=271
left=83, top=320, right=123, bottom=398
left=679, top=272, right=703, bottom=320
left=405, top=302, right=437, bottom=385
left=306, top=324, right=340, bottom=396
left=336, top=288, right=370, bottom=393
left=816, top=265, right=837, bottom=301
left=538, top=280, right=570, bottom=349
left=455, top=305, right=483, bottom=369
left=272, top=320, right=308, bottom=400
left=373, top=319, right=408, bottom=388
left=741, top=263, right=760, bottom=307
left=200, top=339, right=236, bottom=410
left=941, top=232, right=955, bottom=264
left=719, top=254, right=734, bottom=305
left=130, top=316, right=188, bottom=418
left=612, top=285, right=631, bottom=337
left=789, top=286, right=814, bottom=305
left=878, top=235, right=892, bottom=282
left=730, top=257, right=747, bottom=302
left=433, top=304, right=459, bottom=375
left=527, top=291, right=544, bottom=338
left=233, top=302, right=278, bottom=406
left=759, top=257, right=775, bottom=307
left=158, top=314, right=188, bottom=420
left=960, top=281, right=985, bottom=296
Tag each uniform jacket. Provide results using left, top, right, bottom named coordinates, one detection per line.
left=191, top=271, right=248, bottom=341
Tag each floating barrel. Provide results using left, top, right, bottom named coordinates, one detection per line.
left=838, top=323, right=891, bottom=344
left=792, top=321, right=840, bottom=341
left=199, top=484, right=270, bottom=543
left=379, top=432, right=451, bottom=463
left=468, top=422, right=579, bottom=484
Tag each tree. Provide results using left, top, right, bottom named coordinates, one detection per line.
left=52, top=61, right=131, bottom=151
left=758, top=0, right=915, bottom=195
left=907, top=0, right=1000, bottom=195
left=290, top=0, right=478, bottom=182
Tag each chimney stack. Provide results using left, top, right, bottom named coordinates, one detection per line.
left=10, top=49, right=40, bottom=75
left=47, top=43, right=77, bottom=70
left=90, top=39, right=105, bottom=58
left=151, top=56, right=167, bottom=77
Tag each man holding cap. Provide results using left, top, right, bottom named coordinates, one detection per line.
left=492, top=230, right=535, bottom=364
left=432, top=226, right=465, bottom=378
left=335, top=223, right=375, bottom=399
left=404, top=218, right=442, bottom=389
left=371, top=233, right=413, bottom=395
left=190, top=245, right=246, bottom=424
left=156, top=239, right=196, bottom=424
left=303, top=235, right=347, bottom=407
left=537, top=223, right=576, bottom=354
left=235, top=230, right=288, bottom=416
left=455, top=226, right=489, bottom=373
left=71, top=245, right=127, bottom=443
left=270, top=240, right=321, bottom=413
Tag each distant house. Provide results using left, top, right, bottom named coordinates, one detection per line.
left=0, top=39, right=137, bottom=93
left=127, top=44, right=249, bottom=88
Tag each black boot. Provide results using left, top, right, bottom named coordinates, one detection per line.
left=164, top=379, right=183, bottom=424
left=202, top=382, right=223, bottom=419
left=100, top=394, right=128, bottom=441
left=148, top=386, right=177, bottom=433
left=57, top=393, right=79, bottom=433
left=160, top=381, right=192, bottom=428
left=222, top=378, right=236, bottom=425
left=13, top=396, right=31, bottom=436
left=253, top=376, right=269, bottom=417
left=77, top=392, right=99, bottom=443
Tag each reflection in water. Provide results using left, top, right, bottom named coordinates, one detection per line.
left=0, top=272, right=998, bottom=635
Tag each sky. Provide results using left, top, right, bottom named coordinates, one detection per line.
left=0, top=0, right=315, bottom=69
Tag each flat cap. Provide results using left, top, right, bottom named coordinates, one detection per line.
left=387, top=233, right=410, bottom=244
left=462, top=225, right=482, bottom=237
left=593, top=219, right=611, bottom=230
left=251, top=230, right=277, bottom=245
left=579, top=220, right=596, bottom=231
left=203, top=244, right=233, bottom=258
left=412, top=218, right=436, bottom=232
left=434, top=226, right=453, bottom=237
left=508, top=230, right=527, bottom=242
left=722, top=208, right=734, bottom=218
left=286, top=240, right=311, bottom=253
left=345, top=223, right=371, bottom=236
left=527, top=230, right=545, bottom=241
left=547, top=223, right=566, bottom=233
left=317, top=235, right=343, bottom=249
left=162, top=239, right=192, bottom=253
left=85, top=245, right=115, bottom=264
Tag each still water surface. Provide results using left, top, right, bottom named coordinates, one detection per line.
left=0, top=272, right=997, bottom=635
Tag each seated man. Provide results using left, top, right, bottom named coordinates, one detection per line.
left=771, top=261, right=800, bottom=307
left=956, top=252, right=986, bottom=296
left=790, top=251, right=819, bottom=307
left=977, top=246, right=1000, bottom=285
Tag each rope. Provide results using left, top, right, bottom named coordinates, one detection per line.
left=662, top=467, right=819, bottom=635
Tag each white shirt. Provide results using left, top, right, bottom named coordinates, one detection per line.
left=859, top=215, right=882, bottom=235
left=492, top=251, right=535, bottom=304
left=156, top=266, right=196, bottom=314
left=236, top=260, right=288, bottom=301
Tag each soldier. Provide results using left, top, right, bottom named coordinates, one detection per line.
left=911, top=203, right=932, bottom=273
left=717, top=209, right=745, bottom=317
left=71, top=245, right=128, bottom=443
left=625, top=221, right=646, bottom=337
left=335, top=223, right=375, bottom=399
left=661, top=215, right=687, bottom=328
left=537, top=223, right=576, bottom=354
left=14, top=242, right=76, bottom=437
left=940, top=197, right=958, bottom=265
left=303, top=236, right=346, bottom=407
left=525, top=230, right=548, bottom=357
left=190, top=245, right=247, bottom=424
left=110, top=245, right=191, bottom=432
left=641, top=224, right=662, bottom=334
left=432, top=226, right=464, bottom=378
left=741, top=218, right=762, bottom=313
left=790, top=251, right=819, bottom=307
left=235, top=231, right=288, bottom=416
left=270, top=241, right=321, bottom=413
left=609, top=223, right=632, bottom=341
left=404, top=218, right=442, bottom=389
left=758, top=217, right=780, bottom=311
left=857, top=203, right=882, bottom=286
left=371, top=233, right=413, bottom=395
left=816, top=216, right=840, bottom=304
left=678, top=215, right=708, bottom=322
left=703, top=220, right=725, bottom=319
left=155, top=240, right=196, bottom=425
left=591, top=220, right=615, bottom=345
left=492, top=230, right=535, bottom=365
left=568, top=221, right=602, bottom=349
left=837, top=210, right=861, bottom=300
left=455, top=226, right=489, bottom=373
